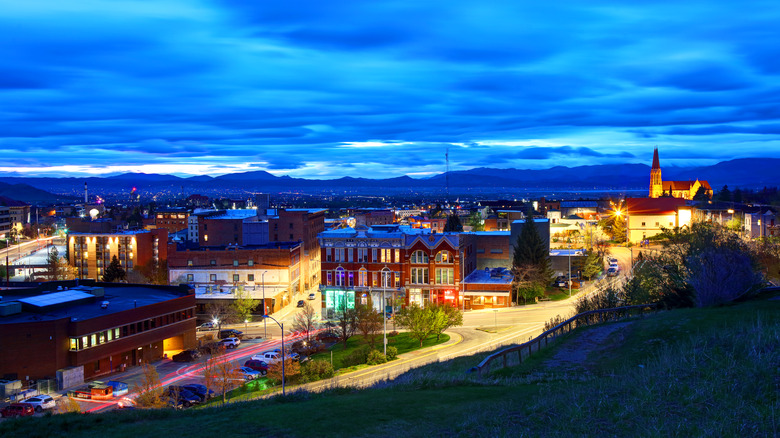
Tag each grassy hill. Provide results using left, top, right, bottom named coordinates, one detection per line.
left=2, top=292, right=777, bottom=438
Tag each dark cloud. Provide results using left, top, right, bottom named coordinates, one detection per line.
left=0, top=1, right=778, bottom=177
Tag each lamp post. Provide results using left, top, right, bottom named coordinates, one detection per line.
left=262, top=271, right=267, bottom=339
left=568, top=250, right=572, bottom=297
left=381, top=268, right=389, bottom=357
left=263, top=314, right=285, bottom=396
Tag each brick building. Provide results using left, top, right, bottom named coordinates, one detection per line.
left=154, top=207, right=189, bottom=234
left=461, top=267, right=512, bottom=309
left=0, top=280, right=195, bottom=387
left=167, top=242, right=302, bottom=317
left=318, top=225, right=460, bottom=316
left=67, top=229, right=168, bottom=280
left=269, top=209, right=325, bottom=292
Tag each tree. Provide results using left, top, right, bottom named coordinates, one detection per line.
left=292, top=302, right=320, bottom=341
left=335, top=306, right=358, bottom=348
left=204, top=354, right=241, bottom=404
left=395, top=303, right=436, bottom=347
left=268, top=357, right=300, bottom=385
left=512, top=207, right=553, bottom=291
left=137, top=260, right=169, bottom=285
left=467, top=211, right=484, bottom=231
left=430, top=303, right=463, bottom=341
left=206, top=300, right=236, bottom=334
left=231, top=287, right=259, bottom=324
left=693, top=186, right=710, bottom=202
left=444, top=213, right=463, bottom=232
left=582, top=250, right=602, bottom=280
left=717, top=184, right=732, bottom=202
left=102, top=255, right=126, bottom=282
left=132, top=363, right=168, bottom=408
left=355, top=297, right=383, bottom=347
left=44, top=246, right=75, bottom=281
left=512, top=264, right=547, bottom=304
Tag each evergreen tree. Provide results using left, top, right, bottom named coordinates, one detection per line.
left=718, top=185, right=732, bottom=202
left=733, top=188, right=743, bottom=203
left=444, top=213, right=463, bottom=232
left=693, top=186, right=710, bottom=202
left=512, top=208, right=552, bottom=283
left=467, top=212, right=484, bottom=231
left=103, top=255, right=126, bottom=282
left=582, top=251, right=602, bottom=280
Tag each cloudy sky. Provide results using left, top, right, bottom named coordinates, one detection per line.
left=2, top=0, right=780, bottom=179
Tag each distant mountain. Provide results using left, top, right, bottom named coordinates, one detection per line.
left=0, top=182, right=74, bottom=204
left=0, top=158, right=777, bottom=198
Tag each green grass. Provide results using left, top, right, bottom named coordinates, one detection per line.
left=2, top=293, right=777, bottom=438
left=310, top=333, right=450, bottom=371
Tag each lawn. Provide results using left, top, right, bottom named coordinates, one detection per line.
left=2, top=292, right=776, bottom=438
left=311, top=332, right=450, bottom=370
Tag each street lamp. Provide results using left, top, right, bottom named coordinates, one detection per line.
left=263, top=314, right=286, bottom=396
left=262, top=271, right=267, bottom=339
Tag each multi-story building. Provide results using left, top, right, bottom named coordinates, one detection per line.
left=407, top=216, right=447, bottom=233
left=153, top=207, right=189, bottom=234
left=0, top=197, right=30, bottom=230
left=167, top=242, right=302, bottom=317
left=354, top=209, right=395, bottom=227
left=0, top=280, right=195, bottom=386
left=269, top=209, right=325, bottom=292
left=625, top=197, right=691, bottom=243
left=67, top=229, right=168, bottom=280
left=0, top=204, right=10, bottom=239
left=198, top=209, right=257, bottom=247
left=318, top=225, right=460, bottom=317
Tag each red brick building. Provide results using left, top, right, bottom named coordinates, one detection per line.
left=154, top=208, right=189, bottom=234
left=318, top=225, right=461, bottom=317
left=269, top=209, right=325, bottom=292
left=0, top=281, right=195, bottom=387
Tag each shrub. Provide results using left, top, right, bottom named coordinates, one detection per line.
left=300, top=359, right=334, bottom=383
left=388, top=330, right=399, bottom=337
left=366, top=349, right=387, bottom=365
left=342, top=345, right=372, bottom=367
left=386, top=345, right=398, bottom=360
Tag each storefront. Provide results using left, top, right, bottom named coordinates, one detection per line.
left=461, top=267, right=513, bottom=310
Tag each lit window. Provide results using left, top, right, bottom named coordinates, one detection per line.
left=233, top=274, right=239, bottom=282
left=69, top=338, right=78, bottom=351
left=233, top=260, right=239, bottom=266
left=204, top=234, right=208, bottom=242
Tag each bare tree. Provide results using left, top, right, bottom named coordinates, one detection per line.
left=355, top=296, right=383, bottom=347
left=132, top=363, right=167, bottom=408
left=292, top=302, right=319, bottom=341
left=336, top=307, right=358, bottom=348
left=205, top=300, right=237, bottom=333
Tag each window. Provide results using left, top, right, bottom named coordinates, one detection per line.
left=204, top=234, right=208, bottom=242
left=210, top=260, right=216, bottom=265
left=90, top=334, right=96, bottom=346
left=69, top=338, right=78, bottom=351
left=381, top=248, right=391, bottom=263
left=642, top=222, right=646, bottom=227
left=326, top=248, right=332, bottom=262
left=394, top=249, right=400, bottom=263
left=327, top=271, right=332, bottom=285
left=348, top=272, right=354, bottom=287
left=335, top=268, right=345, bottom=286
left=335, top=248, right=345, bottom=262
left=187, top=260, right=193, bottom=266
left=248, top=260, right=254, bottom=266
left=233, top=274, right=240, bottom=282
left=187, top=274, right=194, bottom=281
left=233, top=260, right=239, bottom=266
left=655, top=222, right=659, bottom=227
left=435, top=251, right=453, bottom=263
left=372, top=248, right=377, bottom=262
left=411, top=268, right=429, bottom=284
left=436, top=268, right=454, bottom=285
left=490, top=249, right=503, bottom=254
left=248, top=274, right=255, bottom=282
left=358, top=248, right=368, bottom=263
left=395, top=272, right=400, bottom=287
left=411, top=250, right=429, bottom=264
left=210, top=274, right=217, bottom=281
left=358, top=269, right=367, bottom=287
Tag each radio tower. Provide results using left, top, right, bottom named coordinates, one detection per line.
left=445, top=148, right=450, bottom=206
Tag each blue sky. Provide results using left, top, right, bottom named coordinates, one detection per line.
left=1, top=0, right=780, bottom=179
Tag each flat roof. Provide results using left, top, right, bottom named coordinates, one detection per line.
left=463, top=268, right=513, bottom=284
left=17, top=290, right=94, bottom=308
left=0, top=283, right=191, bottom=325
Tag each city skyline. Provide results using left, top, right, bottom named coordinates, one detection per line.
left=2, top=1, right=780, bottom=179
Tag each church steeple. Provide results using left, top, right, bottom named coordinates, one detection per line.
left=649, top=147, right=663, bottom=198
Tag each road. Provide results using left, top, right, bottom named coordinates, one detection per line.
left=72, top=246, right=643, bottom=412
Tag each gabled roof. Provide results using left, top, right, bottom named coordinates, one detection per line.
left=663, top=181, right=694, bottom=191
left=404, top=233, right=459, bottom=249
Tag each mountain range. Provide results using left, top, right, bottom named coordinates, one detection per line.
left=1, top=158, right=778, bottom=203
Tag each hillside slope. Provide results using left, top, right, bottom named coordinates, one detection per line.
left=1, top=293, right=777, bottom=437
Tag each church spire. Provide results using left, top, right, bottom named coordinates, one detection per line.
left=651, top=147, right=660, bottom=169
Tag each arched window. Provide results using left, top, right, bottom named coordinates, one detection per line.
left=335, top=267, right=345, bottom=287
left=358, top=268, right=368, bottom=287
left=435, top=251, right=453, bottom=263
left=411, top=250, right=429, bottom=264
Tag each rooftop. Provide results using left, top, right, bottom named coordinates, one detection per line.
left=462, top=268, right=513, bottom=284
left=0, top=281, right=192, bottom=325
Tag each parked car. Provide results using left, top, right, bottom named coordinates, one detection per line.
left=291, top=339, right=323, bottom=356
left=316, top=331, right=339, bottom=343
left=307, top=293, right=317, bottom=300
left=116, top=397, right=137, bottom=409
left=197, top=322, right=216, bottom=331
left=219, top=337, right=240, bottom=349
left=23, top=395, right=56, bottom=412
left=182, top=384, right=215, bottom=402
left=243, top=359, right=269, bottom=374
left=172, top=349, right=201, bottom=362
left=233, top=366, right=263, bottom=380
left=219, top=329, right=243, bottom=339
left=1, top=403, right=35, bottom=418
left=296, top=300, right=305, bottom=308
left=607, top=267, right=618, bottom=277
left=165, top=387, right=201, bottom=408
left=251, top=351, right=281, bottom=363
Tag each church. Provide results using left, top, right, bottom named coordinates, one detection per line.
left=649, top=147, right=713, bottom=200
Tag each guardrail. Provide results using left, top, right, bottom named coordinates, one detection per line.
left=470, top=303, right=658, bottom=377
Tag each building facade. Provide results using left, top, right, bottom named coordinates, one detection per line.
left=649, top=147, right=713, bottom=200
left=153, top=208, right=189, bottom=234
left=67, top=229, right=168, bottom=280
left=0, top=281, right=195, bottom=386
left=625, top=197, right=691, bottom=243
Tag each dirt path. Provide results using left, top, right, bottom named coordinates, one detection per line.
left=541, top=321, right=634, bottom=372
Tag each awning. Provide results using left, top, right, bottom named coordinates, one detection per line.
left=463, top=291, right=511, bottom=297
